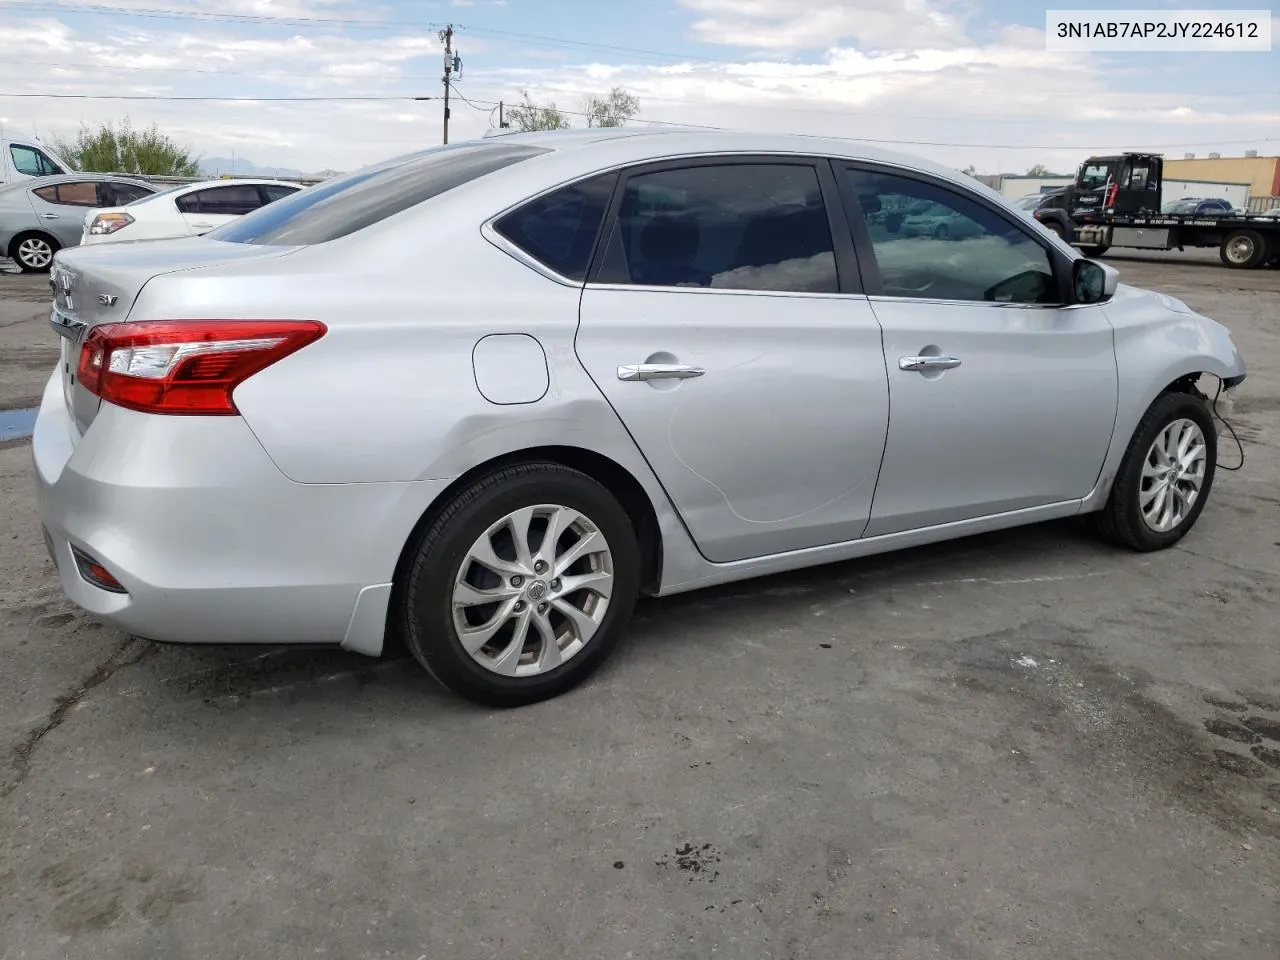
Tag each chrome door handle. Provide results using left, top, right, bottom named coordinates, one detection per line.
left=39, top=213, right=59, bottom=220
left=191, top=222, right=214, bottom=229
left=617, top=363, right=705, bottom=382
left=899, top=356, right=962, bottom=372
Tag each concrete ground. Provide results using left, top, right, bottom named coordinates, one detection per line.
left=1, top=250, right=1278, bottom=960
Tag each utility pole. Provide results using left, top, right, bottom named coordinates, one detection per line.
left=439, top=24, right=453, bottom=145
left=498, top=100, right=504, bottom=129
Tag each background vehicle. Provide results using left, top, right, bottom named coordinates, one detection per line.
left=1, top=135, right=71, bottom=186
left=33, top=130, right=1245, bottom=708
left=1160, top=197, right=1241, bottom=216
left=0, top=173, right=156, bottom=272
left=1031, top=152, right=1280, bottom=268
left=81, top=177, right=303, bottom=245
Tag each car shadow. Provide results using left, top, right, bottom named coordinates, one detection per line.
left=137, top=516, right=1107, bottom=713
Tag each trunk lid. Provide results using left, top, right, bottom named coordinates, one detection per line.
left=49, top=238, right=299, bottom=435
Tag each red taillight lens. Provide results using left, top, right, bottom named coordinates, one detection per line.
left=77, top=320, right=326, bottom=415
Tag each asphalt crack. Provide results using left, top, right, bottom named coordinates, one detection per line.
left=2, top=638, right=152, bottom=798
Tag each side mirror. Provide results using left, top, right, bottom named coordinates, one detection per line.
left=1072, top=258, right=1119, bottom=304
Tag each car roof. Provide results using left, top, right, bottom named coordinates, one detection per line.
left=0, top=172, right=154, bottom=190
left=476, top=127, right=1000, bottom=196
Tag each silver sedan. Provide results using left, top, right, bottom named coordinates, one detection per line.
left=32, top=129, right=1246, bottom=706
left=0, top=173, right=156, bottom=272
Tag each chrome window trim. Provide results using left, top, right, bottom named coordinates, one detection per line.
left=582, top=282, right=870, bottom=301
left=479, top=218, right=582, bottom=289
left=865, top=294, right=1066, bottom=309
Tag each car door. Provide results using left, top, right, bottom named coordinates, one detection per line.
left=575, top=157, right=890, bottom=563
left=835, top=164, right=1119, bottom=537
left=176, top=184, right=264, bottom=234
left=99, top=181, right=154, bottom=207
left=28, top=180, right=102, bottom=247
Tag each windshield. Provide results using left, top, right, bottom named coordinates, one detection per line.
left=209, top=141, right=550, bottom=246
left=1014, top=195, right=1041, bottom=210
left=1163, top=200, right=1198, bottom=214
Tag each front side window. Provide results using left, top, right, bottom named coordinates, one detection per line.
left=493, top=172, right=616, bottom=282
left=1078, top=163, right=1111, bottom=190
left=846, top=168, right=1058, bottom=305
left=260, top=184, right=299, bottom=203
left=105, top=182, right=154, bottom=205
left=595, top=163, right=839, bottom=293
left=10, top=145, right=60, bottom=177
left=211, top=141, right=550, bottom=246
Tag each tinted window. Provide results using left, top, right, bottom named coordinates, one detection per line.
left=846, top=168, right=1058, bottom=305
left=105, top=182, right=154, bottom=205
left=493, top=173, right=616, bottom=282
left=10, top=145, right=60, bottom=177
left=211, top=142, right=550, bottom=246
left=178, top=185, right=262, bottom=216
left=596, top=163, right=838, bottom=293
left=31, top=181, right=99, bottom=206
left=260, top=184, right=299, bottom=202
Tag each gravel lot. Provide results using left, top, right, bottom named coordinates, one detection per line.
left=1, top=250, right=1278, bottom=960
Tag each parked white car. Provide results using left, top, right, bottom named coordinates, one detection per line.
left=80, top=178, right=303, bottom=246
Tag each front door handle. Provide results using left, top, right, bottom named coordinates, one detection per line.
left=39, top=213, right=59, bottom=220
left=617, top=363, right=705, bottom=382
left=899, top=355, right=962, bottom=372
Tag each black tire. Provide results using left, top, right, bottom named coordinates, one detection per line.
left=1219, top=229, right=1267, bottom=269
left=400, top=462, right=640, bottom=707
left=1078, top=243, right=1109, bottom=258
left=934, top=223, right=949, bottom=240
left=1091, top=391, right=1217, bottom=551
left=10, top=232, right=59, bottom=273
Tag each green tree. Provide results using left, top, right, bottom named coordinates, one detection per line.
left=505, top=90, right=571, bottom=132
left=51, top=118, right=200, bottom=176
left=582, top=87, right=641, bottom=128
left=1025, top=163, right=1052, bottom=176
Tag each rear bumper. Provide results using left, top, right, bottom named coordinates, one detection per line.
left=31, top=371, right=450, bottom=653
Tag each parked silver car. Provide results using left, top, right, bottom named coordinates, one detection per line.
left=33, top=129, right=1246, bottom=706
left=0, top=173, right=156, bottom=272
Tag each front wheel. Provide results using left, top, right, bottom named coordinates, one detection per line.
left=1078, top=243, right=1109, bottom=257
left=1091, top=391, right=1217, bottom=551
left=11, top=232, right=59, bottom=273
left=400, top=462, right=640, bottom=707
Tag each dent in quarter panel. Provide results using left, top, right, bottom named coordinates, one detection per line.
left=472, top=334, right=549, bottom=404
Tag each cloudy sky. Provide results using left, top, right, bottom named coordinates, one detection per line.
left=0, top=0, right=1276, bottom=176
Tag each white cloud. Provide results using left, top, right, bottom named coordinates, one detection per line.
left=0, top=2, right=1275, bottom=179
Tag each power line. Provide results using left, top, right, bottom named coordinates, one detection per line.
left=0, top=92, right=428, bottom=101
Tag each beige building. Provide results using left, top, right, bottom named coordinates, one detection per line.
left=1164, top=155, right=1280, bottom=199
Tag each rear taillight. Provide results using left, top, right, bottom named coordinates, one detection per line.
left=77, top=320, right=326, bottom=415
left=88, top=212, right=134, bottom=235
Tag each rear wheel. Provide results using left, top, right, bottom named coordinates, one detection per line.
left=11, top=232, right=58, bottom=273
left=400, top=462, right=640, bottom=707
left=1091, top=391, right=1217, bottom=551
left=1220, top=229, right=1267, bottom=269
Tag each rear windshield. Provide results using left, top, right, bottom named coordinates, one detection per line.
left=209, top=142, right=550, bottom=246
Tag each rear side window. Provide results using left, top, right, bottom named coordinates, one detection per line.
left=211, top=142, right=550, bottom=246
left=177, top=185, right=262, bottom=216
left=493, top=173, right=617, bottom=282
left=32, top=181, right=99, bottom=206
left=595, top=163, right=839, bottom=293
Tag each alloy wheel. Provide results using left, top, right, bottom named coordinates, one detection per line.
left=1139, top=418, right=1207, bottom=533
left=17, top=237, right=53, bottom=269
left=452, top=504, right=614, bottom=677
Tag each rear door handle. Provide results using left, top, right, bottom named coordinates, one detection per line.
left=39, top=213, right=59, bottom=220
left=617, top=363, right=705, bottom=382
left=190, top=221, right=215, bottom=229
left=899, top=356, right=962, bottom=372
